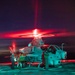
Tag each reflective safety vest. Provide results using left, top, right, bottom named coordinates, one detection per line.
left=19, top=55, right=25, bottom=62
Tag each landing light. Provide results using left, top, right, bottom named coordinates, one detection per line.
left=33, top=29, right=41, bottom=38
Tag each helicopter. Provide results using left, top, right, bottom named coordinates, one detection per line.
left=2, top=29, right=67, bottom=69
left=0, top=28, right=75, bottom=69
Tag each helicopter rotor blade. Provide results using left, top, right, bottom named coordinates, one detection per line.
left=0, top=29, right=74, bottom=38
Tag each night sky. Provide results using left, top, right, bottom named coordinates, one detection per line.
left=0, top=0, right=75, bottom=31
left=0, top=0, right=75, bottom=58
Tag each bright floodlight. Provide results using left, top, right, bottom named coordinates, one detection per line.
left=33, top=29, right=41, bottom=38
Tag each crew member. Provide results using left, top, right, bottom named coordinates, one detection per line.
left=44, top=50, right=49, bottom=70
left=17, top=52, right=25, bottom=68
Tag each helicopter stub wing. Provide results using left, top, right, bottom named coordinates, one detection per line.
left=19, top=46, right=33, bottom=54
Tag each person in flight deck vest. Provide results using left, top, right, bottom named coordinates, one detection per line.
left=44, top=50, right=49, bottom=69
left=17, top=52, right=25, bottom=68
